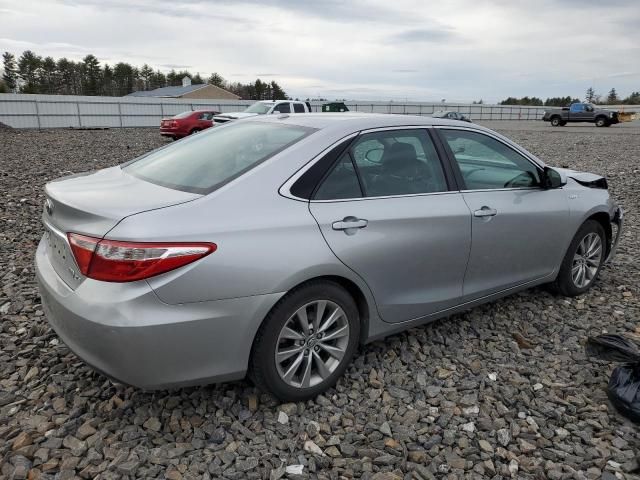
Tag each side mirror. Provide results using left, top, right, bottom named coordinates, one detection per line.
left=542, top=167, right=565, bottom=189
left=365, top=148, right=384, bottom=164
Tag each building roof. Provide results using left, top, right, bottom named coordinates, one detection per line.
left=126, top=84, right=240, bottom=99
left=127, top=84, right=207, bottom=97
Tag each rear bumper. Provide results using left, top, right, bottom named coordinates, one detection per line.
left=35, top=238, right=282, bottom=389
left=160, top=128, right=186, bottom=138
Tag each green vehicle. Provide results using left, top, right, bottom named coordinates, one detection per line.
left=322, top=102, right=349, bottom=113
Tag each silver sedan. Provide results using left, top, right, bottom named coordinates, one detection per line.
left=35, top=113, right=623, bottom=400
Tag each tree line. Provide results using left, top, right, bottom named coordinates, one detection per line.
left=0, top=50, right=288, bottom=100
left=500, top=87, right=640, bottom=106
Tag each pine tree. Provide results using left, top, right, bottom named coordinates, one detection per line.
left=56, top=58, right=77, bottom=95
left=2, top=52, right=18, bottom=91
left=17, top=50, right=42, bottom=93
left=166, top=70, right=179, bottom=86
left=139, top=64, right=153, bottom=90
left=150, top=70, right=166, bottom=90
left=585, top=87, right=596, bottom=103
left=40, top=56, right=58, bottom=94
left=622, top=91, right=640, bottom=105
left=102, top=64, right=114, bottom=96
left=81, top=54, right=101, bottom=95
left=113, top=62, right=136, bottom=95
left=207, top=72, right=225, bottom=88
left=606, top=88, right=619, bottom=104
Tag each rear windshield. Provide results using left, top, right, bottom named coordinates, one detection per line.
left=124, top=121, right=315, bottom=194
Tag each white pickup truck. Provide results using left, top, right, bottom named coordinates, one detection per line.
left=213, top=100, right=312, bottom=124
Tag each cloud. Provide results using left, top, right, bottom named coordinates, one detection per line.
left=159, top=64, right=193, bottom=70
left=0, top=0, right=639, bottom=102
left=390, top=27, right=456, bottom=43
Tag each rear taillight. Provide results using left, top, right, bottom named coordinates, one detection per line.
left=171, top=121, right=178, bottom=127
left=67, top=233, right=216, bottom=282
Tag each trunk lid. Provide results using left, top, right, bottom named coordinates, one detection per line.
left=42, top=166, right=200, bottom=289
left=213, top=112, right=258, bottom=122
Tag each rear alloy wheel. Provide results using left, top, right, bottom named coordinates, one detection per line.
left=250, top=281, right=359, bottom=401
left=190, top=128, right=200, bottom=135
left=551, top=220, right=606, bottom=296
left=595, top=117, right=608, bottom=127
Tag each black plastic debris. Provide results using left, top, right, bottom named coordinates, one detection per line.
left=586, top=334, right=640, bottom=423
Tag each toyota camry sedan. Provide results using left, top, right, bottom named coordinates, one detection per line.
left=36, top=113, right=623, bottom=401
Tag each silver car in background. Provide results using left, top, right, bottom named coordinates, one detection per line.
left=35, top=113, right=623, bottom=400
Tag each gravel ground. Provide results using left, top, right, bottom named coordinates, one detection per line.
left=1, top=123, right=639, bottom=480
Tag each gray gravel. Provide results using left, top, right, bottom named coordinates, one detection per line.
left=1, top=123, right=639, bottom=480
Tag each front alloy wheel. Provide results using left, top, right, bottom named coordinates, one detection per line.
left=571, top=232, right=603, bottom=288
left=250, top=281, right=359, bottom=401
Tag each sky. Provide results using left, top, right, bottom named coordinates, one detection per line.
left=0, top=0, right=639, bottom=102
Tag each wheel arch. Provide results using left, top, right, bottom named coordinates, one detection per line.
left=585, top=211, right=612, bottom=257
left=253, top=275, right=373, bottom=349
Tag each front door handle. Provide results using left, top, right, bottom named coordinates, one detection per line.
left=332, top=217, right=368, bottom=231
left=473, top=206, right=498, bottom=217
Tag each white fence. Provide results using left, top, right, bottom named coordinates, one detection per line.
left=0, top=93, right=552, bottom=129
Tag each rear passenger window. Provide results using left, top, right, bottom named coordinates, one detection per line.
left=274, top=103, right=291, bottom=113
left=314, top=153, right=362, bottom=200
left=351, top=129, right=448, bottom=197
left=293, top=103, right=305, bottom=113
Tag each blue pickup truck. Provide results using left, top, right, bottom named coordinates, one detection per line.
left=542, top=103, right=619, bottom=127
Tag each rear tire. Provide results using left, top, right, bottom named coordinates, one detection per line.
left=249, top=281, right=360, bottom=401
left=550, top=116, right=562, bottom=127
left=189, top=128, right=200, bottom=135
left=551, top=220, right=606, bottom=297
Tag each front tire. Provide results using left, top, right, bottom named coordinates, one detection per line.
left=550, top=116, right=562, bottom=127
left=595, top=117, right=608, bottom=127
left=552, top=220, right=606, bottom=296
left=249, top=281, right=360, bottom=401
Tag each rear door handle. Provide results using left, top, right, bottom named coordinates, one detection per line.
left=473, top=206, right=498, bottom=217
left=332, top=217, right=368, bottom=231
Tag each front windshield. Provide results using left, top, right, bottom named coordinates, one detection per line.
left=244, top=103, right=272, bottom=114
left=124, top=121, right=315, bottom=194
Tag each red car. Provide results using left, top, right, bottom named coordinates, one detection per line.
left=160, top=110, right=220, bottom=140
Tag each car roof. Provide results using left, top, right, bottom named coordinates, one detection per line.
left=256, top=100, right=303, bottom=104
left=247, top=112, right=478, bottom=132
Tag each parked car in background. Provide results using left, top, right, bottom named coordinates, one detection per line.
left=542, top=103, right=619, bottom=127
left=213, top=100, right=311, bottom=124
left=322, top=102, right=349, bottom=112
left=160, top=110, right=220, bottom=140
left=432, top=110, right=472, bottom=122
left=36, top=114, right=622, bottom=401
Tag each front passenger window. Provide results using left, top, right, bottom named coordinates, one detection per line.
left=440, top=129, right=541, bottom=190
